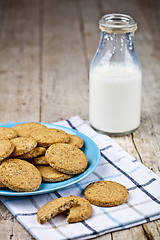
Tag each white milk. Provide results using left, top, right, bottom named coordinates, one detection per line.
left=89, top=64, right=142, bottom=134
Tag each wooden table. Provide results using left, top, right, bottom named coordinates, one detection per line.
left=0, top=0, right=160, bottom=239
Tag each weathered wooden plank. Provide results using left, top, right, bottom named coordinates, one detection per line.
left=0, top=0, right=40, bottom=123
left=0, top=0, right=6, bottom=38
left=0, top=202, right=33, bottom=240
left=113, top=226, right=147, bottom=240
left=131, top=0, right=160, bottom=176
left=143, top=221, right=160, bottom=240
left=0, top=0, right=40, bottom=239
left=0, top=202, right=13, bottom=239
left=12, top=219, right=34, bottom=240
left=77, top=0, right=101, bottom=69
left=40, top=0, right=88, bottom=122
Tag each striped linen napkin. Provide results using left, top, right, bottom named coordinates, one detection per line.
left=1, top=115, right=160, bottom=240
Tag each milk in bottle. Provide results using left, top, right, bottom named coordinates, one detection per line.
left=89, top=14, right=142, bottom=135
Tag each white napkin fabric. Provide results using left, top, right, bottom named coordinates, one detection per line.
left=1, top=116, right=160, bottom=240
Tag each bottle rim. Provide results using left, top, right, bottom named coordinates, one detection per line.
left=99, top=13, right=137, bottom=34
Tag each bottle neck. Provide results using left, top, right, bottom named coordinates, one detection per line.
left=91, top=29, right=141, bottom=70
left=98, top=31, right=135, bottom=63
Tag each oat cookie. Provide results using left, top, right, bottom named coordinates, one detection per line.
left=67, top=134, right=84, bottom=148
left=49, top=128, right=70, bottom=142
left=45, top=143, right=88, bottom=175
left=19, top=147, right=46, bottom=159
left=84, top=180, right=129, bottom=207
left=0, top=127, right=18, bottom=140
left=67, top=196, right=92, bottom=223
left=29, top=156, right=49, bottom=165
left=11, top=137, right=37, bottom=157
left=0, top=140, right=15, bottom=161
left=0, top=180, right=7, bottom=188
left=12, top=122, right=47, bottom=137
left=0, top=159, right=42, bottom=192
left=30, top=128, right=70, bottom=147
left=37, top=196, right=78, bottom=224
left=36, top=165, right=72, bottom=182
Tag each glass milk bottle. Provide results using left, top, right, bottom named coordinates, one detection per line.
left=89, top=14, right=142, bottom=136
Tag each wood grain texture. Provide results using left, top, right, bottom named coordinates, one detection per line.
left=41, top=0, right=88, bottom=122
left=0, top=0, right=159, bottom=239
left=0, top=0, right=40, bottom=123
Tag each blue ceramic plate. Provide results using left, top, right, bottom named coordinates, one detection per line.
left=0, top=122, right=100, bottom=196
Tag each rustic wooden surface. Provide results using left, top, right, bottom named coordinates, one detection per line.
left=0, top=0, right=160, bottom=239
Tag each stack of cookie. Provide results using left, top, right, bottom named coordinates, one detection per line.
left=0, top=122, right=129, bottom=224
left=0, top=122, right=88, bottom=191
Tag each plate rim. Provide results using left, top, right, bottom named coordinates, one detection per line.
left=0, top=122, right=100, bottom=196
